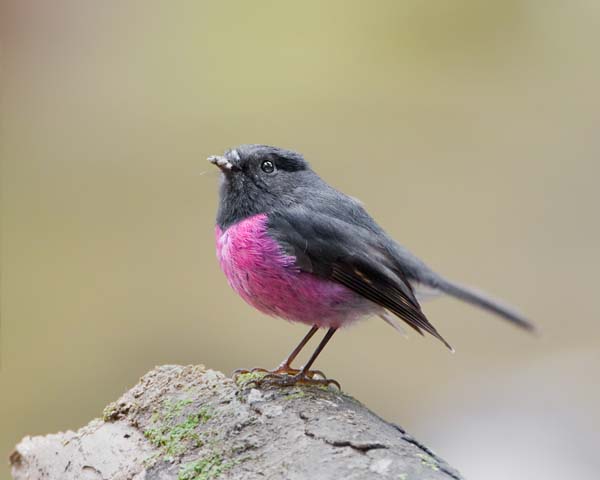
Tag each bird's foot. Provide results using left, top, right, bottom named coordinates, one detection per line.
left=233, top=365, right=326, bottom=378
left=233, top=366, right=339, bottom=390
left=260, top=371, right=341, bottom=390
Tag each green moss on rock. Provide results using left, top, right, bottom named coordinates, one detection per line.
left=144, top=398, right=212, bottom=460
left=234, top=371, right=267, bottom=386
left=283, top=390, right=306, bottom=400
left=178, top=452, right=234, bottom=480
left=102, top=403, right=119, bottom=422
left=416, top=453, right=440, bottom=471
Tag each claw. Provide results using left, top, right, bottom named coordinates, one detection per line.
left=233, top=366, right=324, bottom=379
left=232, top=366, right=340, bottom=390
left=232, top=367, right=269, bottom=377
left=249, top=371, right=341, bottom=390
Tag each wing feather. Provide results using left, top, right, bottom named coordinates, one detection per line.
left=268, top=208, right=453, bottom=350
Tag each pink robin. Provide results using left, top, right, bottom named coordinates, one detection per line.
left=209, top=145, right=534, bottom=388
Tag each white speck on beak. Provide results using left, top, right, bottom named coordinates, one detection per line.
left=208, top=155, right=234, bottom=171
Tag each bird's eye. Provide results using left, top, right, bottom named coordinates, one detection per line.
left=261, top=160, right=275, bottom=174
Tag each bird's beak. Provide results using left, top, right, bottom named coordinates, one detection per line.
left=207, top=155, right=234, bottom=172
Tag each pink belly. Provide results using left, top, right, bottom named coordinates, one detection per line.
left=215, top=214, right=375, bottom=328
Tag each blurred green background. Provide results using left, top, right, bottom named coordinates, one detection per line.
left=1, top=1, right=599, bottom=479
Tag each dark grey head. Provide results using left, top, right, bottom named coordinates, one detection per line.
left=208, top=144, right=319, bottom=228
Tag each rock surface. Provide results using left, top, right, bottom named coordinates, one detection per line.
left=10, top=365, right=464, bottom=479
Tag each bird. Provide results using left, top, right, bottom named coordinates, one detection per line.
left=208, top=144, right=534, bottom=388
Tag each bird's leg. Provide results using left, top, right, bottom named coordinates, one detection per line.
left=260, top=328, right=341, bottom=389
left=273, top=325, right=320, bottom=374
left=298, top=327, right=336, bottom=376
left=233, top=325, right=325, bottom=380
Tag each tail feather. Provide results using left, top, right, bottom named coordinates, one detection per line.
left=379, top=310, right=409, bottom=338
left=434, top=278, right=535, bottom=332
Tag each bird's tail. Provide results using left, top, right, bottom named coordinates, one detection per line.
left=432, top=277, right=535, bottom=332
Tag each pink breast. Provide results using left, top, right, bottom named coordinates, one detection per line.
left=215, top=214, right=375, bottom=328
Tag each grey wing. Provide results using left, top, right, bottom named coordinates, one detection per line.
left=267, top=206, right=453, bottom=349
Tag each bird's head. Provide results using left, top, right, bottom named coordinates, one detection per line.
left=208, top=144, right=315, bottom=228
